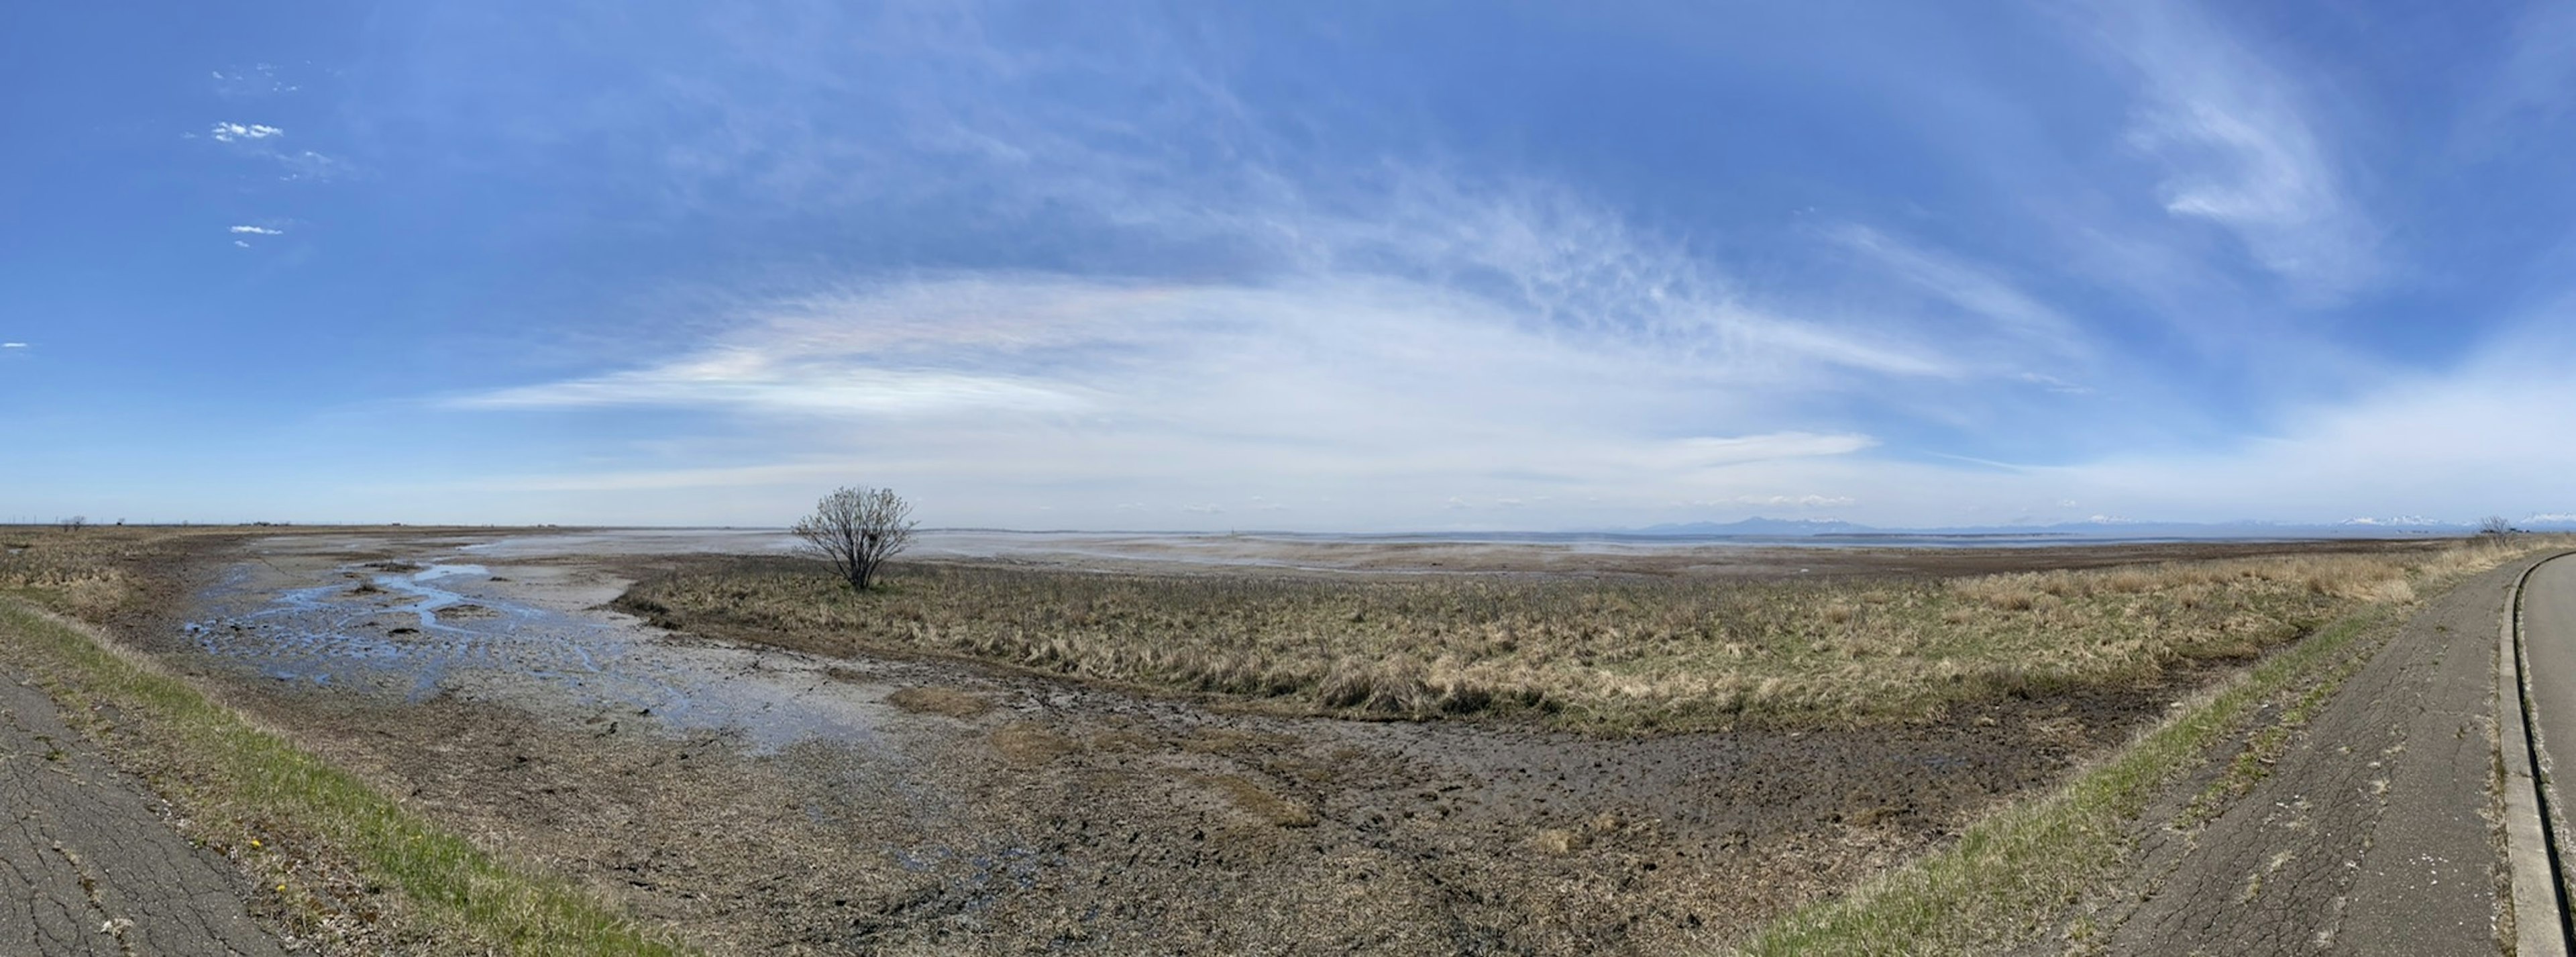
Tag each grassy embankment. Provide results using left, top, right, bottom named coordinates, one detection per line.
left=1731, top=536, right=2565, bottom=955
left=626, top=543, right=2498, bottom=730
left=0, top=527, right=680, bottom=956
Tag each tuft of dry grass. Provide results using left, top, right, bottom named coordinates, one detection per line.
left=622, top=536, right=2561, bottom=732
left=1197, top=773, right=1319, bottom=828
left=989, top=721, right=1079, bottom=766
left=1533, top=827, right=1587, bottom=856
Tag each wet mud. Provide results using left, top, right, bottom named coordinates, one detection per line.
left=137, top=532, right=2251, bottom=954
left=189, top=560, right=893, bottom=753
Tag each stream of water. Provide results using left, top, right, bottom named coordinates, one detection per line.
left=188, top=560, right=894, bottom=752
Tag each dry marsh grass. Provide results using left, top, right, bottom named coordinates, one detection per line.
left=0, top=527, right=152, bottom=619
left=622, top=537, right=2557, bottom=731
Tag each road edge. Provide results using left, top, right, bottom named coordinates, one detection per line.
left=2502, top=551, right=2573, bottom=956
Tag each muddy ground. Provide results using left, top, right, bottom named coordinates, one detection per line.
left=102, top=530, right=2455, bottom=954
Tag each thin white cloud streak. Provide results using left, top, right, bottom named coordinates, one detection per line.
left=209, top=122, right=283, bottom=142
left=1640, top=434, right=1877, bottom=472
left=1034, top=166, right=1985, bottom=383
left=2096, top=2, right=2379, bottom=303
left=1, top=342, right=27, bottom=349
left=213, top=64, right=300, bottom=99
left=203, top=121, right=347, bottom=181
left=464, top=362, right=1091, bottom=416
left=1830, top=225, right=2086, bottom=360
left=229, top=225, right=285, bottom=235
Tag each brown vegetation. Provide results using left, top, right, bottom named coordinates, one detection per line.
left=0, top=527, right=149, bottom=619
left=618, top=538, right=2546, bottom=731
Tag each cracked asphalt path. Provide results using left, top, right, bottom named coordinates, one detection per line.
left=1, top=665, right=284, bottom=956
left=2096, top=558, right=2531, bottom=956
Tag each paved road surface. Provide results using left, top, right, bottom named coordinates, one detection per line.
left=1, top=664, right=284, bottom=956
left=2522, top=554, right=2576, bottom=941
left=2096, top=557, right=2530, bottom=955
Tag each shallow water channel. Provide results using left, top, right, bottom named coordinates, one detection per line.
left=189, top=559, right=896, bottom=753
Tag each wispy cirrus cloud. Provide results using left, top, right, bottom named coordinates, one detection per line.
left=200, top=121, right=347, bottom=181
left=424, top=3, right=2137, bottom=527
left=1832, top=227, right=2077, bottom=346
left=229, top=225, right=285, bottom=236
left=212, top=63, right=301, bottom=99
left=464, top=360, right=1091, bottom=417
left=392, top=2, right=2575, bottom=529
left=381, top=4, right=2067, bottom=388
left=209, top=121, right=283, bottom=143
left=2094, top=3, right=2379, bottom=303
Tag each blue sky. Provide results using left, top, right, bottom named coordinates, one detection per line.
left=5, top=1, right=2575, bottom=530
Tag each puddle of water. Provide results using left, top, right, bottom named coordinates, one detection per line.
left=189, top=560, right=894, bottom=754
left=454, top=530, right=800, bottom=559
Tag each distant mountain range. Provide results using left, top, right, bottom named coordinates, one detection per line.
left=1631, top=515, right=2576, bottom=539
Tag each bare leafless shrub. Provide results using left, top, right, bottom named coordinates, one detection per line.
left=790, top=487, right=915, bottom=591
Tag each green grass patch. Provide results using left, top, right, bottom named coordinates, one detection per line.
left=1729, top=607, right=2392, bottom=955
left=2174, top=634, right=2374, bottom=829
left=0, top=598, right=684, bottom=956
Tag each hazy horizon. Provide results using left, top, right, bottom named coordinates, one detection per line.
left=6, top=515, right=2561, bottom=539
left=7, top=3, right=2575, bottom=531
